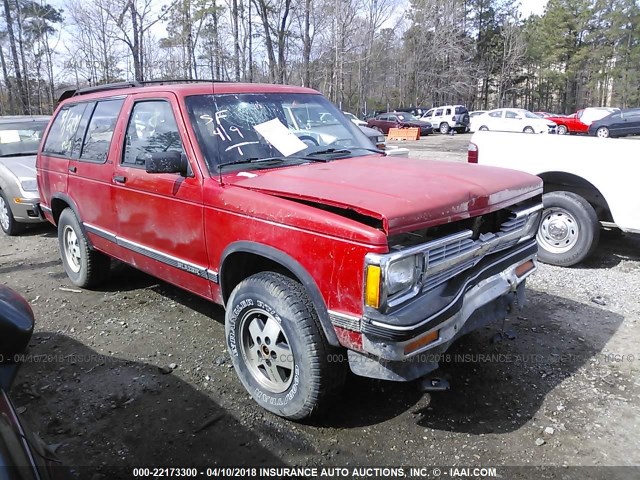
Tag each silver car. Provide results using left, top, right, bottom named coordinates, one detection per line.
left=0, top=116, right=49, bottom=235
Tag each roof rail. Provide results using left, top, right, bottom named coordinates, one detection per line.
left=56, top=79, right=231, bottom=104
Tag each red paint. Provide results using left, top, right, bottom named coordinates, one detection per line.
left=547, top=111, right=589, bottom=134
left=334, top=326, right=364, bottom=351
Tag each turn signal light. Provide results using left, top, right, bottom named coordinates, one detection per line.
left=404, top=330, right=439, bottom=355
left=365, top=265, right=381, bottom=308
left=515, top=260, right=535, bottom=278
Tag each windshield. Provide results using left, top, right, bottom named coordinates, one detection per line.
left=395, top=113, right=418, bottom=121
left=0, top=121, right=47, bottom=157
left=522, top=111, right=540, bottom=119
left=185, top=93, right=376, bottom=172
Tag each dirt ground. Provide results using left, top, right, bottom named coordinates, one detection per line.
left=1, top=133, right=639, bottom=479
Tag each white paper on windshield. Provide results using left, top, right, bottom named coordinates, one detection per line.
left=0, top=130, right=20, bottom=144
left=253, top=118, right=307, bottom=157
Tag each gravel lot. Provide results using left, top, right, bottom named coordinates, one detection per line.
left=1, top=132, right=639, bottom=478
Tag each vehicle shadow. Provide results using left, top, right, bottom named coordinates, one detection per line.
left=413, top=289, right=623, bottom=434
left=578, top=229, right=640, bottom=269
left=19, top=223, right=56, bottom=237
left=13, top=333, right=286, bottom=479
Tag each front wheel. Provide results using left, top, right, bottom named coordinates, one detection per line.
left=225, top=272, right=345, bottom=420
left=57, top=208, right=110, bottom=288
left=596, top=127, right=610, bottom=138
left=479, top=125, right=489, bottom=131
left=536, top=192, right=600, bottom=267
left=0, top=191, right=24, bottom=236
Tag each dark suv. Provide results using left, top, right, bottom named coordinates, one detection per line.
left=37, top=81, right=542, bottom=420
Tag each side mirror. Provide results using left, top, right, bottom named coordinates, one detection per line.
left=143, top=151, right=190, bottom=176
left=0, top=286, right=35, bottom=391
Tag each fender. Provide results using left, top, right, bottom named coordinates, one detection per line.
left=49, top=192, right=95, bottom=250
left=220, top=241, right=339, bottom=346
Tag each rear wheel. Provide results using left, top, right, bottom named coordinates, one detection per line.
left=479, top=125, right=489, bottom=131
left=596, top=127, right=610, bottom=138
left=58, top=208, right=110, bottom=288
left=225, top=272, right=345, bottom=420
left=0, top=191, right=24, bottom=236
left=537, top=192, right=600, bottom=267
left=523, top=126, right=535, bottom=134
left=557, top=125, right=568, bottom=135
left=439, top=123, right=450, bottom=134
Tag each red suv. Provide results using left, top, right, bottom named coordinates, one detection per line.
left=37, top=81, right=543, bottom=419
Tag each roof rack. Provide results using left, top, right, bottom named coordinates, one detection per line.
left=57, top=79, right=230, bottom=104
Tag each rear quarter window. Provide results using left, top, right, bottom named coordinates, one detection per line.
left=43, top=103, right=88, bottom=157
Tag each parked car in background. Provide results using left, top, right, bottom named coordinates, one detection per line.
left=0, top=116, right=49, bottom=235
left=588, top=108, right=640, bottom=138
left=358, top=125, right=409, bottom=156
left=471, top=108, right=557, bottom=134
left=469, top=110, right=487, bottom=118
left=394, top=106, right=430, bottom=117
left=421, top=105, right=470, bottom=134
left=0, top=285, right=67, bottom=479
left=343, top=111, right=367, bottom=127
left=548, top=107, right=619, bottom=135
left=366, top=112, right=433, bottom=136
left=469, top=131, right=640, bottom=266
left=534, top=112, right=554, bottom=118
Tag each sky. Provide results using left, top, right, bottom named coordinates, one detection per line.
left=519, top=0, right=549, bottom=18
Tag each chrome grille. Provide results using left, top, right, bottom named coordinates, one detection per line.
left=426, top=237, right=476, bottom=265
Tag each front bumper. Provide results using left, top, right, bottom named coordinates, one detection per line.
left=9, top=194, right=45, bottom=224
left=346, top=240, right=537, bottom=381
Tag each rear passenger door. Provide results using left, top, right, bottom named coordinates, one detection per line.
left=111, top=94, right=210, bottom=298
left=67, top=98, right=124, bottom=255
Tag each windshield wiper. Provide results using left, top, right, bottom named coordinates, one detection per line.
left=218, top=155, right=334, bottom=169
left=306, top=147, right=384, bottom=156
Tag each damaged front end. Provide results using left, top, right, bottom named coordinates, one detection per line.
left=330, top=199, right=543, bottom=382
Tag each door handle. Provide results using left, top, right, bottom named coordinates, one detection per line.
left=68, top=166, right=77, bottom=173
left=113, top=175, right=127, bottom=184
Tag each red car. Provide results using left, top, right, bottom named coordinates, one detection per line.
left=366, top=112, right=433, bottom=136
left=37, top=81, right=542, bottom=419
left=547, top=107, right=619, bottom=135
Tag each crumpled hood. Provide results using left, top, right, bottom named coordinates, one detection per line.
left=0, top=155, right=37, bottom=180
left=227, top=155, right=542, bottom=235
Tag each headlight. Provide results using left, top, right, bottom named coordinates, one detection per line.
left=386, top=255, right=421, bottom=296
left=20, top=179, right=38, bottom=192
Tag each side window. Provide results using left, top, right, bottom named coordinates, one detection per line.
left=379, top=116, right=388, bottom=121
left=123, top=100, right=184, bottom=167
left=488, top=111, right=502, bottom=118
left=388, top=116, right=398, bottom=122
left=435, top=109, right=443, bottom=116
left=424, top=109, right=434, bottom=118
left=445, top=108, right=452, bottom=115
left=42, top=103, right=88, bottom=157
left=80, top=99, right=124, bottom=162
left=505, top=110, right=518, bottom=119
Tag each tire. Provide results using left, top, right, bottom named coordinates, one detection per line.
left=57, top=208, right=110, bottom=288
left=479, top=125, right=489, bottom=131
left=557, top=125, right=568, bottom=135
left=536, top=192, right=600, bottom=267
left=523, top=126, right=535, bottom=134
left=225, top=272, right=345, bottom=420
left=596, top=127, right=610, bottom=138
left=439, top=123, right=450, bottom=134
left=0, top=190, right=24, bottom=236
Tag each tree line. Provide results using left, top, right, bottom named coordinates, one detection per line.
left=1, top=0, right=639, bottom=117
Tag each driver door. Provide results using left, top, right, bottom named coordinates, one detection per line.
left=111, top=93, right=210, bottom=298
